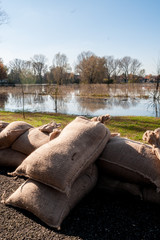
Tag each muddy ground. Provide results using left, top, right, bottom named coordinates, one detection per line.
left=1, top=167, right=160, bottom=240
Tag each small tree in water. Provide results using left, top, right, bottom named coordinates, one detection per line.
left=153, top=59, right=160, bottom=100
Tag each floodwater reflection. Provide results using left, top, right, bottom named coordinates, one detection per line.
left=0, top=91, right=159, bottom=117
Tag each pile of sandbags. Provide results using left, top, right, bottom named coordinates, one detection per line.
left=97, top=135, right=160, bottom=204
left=0, top=121, right=33, bottom=168
left=0, top=120, right=61, bottom=168
left=3, top=116, right=111, bottom=229
left=2, top=115, right=160, bottom=229
left=11, top=121, right=61, bottom=155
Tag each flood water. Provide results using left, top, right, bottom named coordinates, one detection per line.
left=0, top=84, right=159, bottom=117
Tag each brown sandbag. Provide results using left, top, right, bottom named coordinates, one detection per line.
left=0, top=121, right=33, bottom=149
left=142, top=187, right=160, bottom=204
left=38, top=121, right=61, bottom=133
left=0, top=148, right=26, bottom=168
left=4, top=164, right=98, bottom=229
left=9, top=116, right=110, bottom=194
left=12, top=127, right=61, bottom=155
left=97, top=136, right=160, bottom=191
left=143, top=128, right=160, bottom=147
left=97, top=174, right=142, bottom=199
left=97, top=172, right=160, bottom=205
left=0, top=121, right=9, bottom=132
left=97, top=174, right=160, bottom=205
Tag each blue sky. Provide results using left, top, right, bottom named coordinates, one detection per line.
left=0, top=0, right=160, bottom=74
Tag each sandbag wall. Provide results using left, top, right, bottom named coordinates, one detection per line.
left=2, top=117, right=111, bottom=229
left=2, top=116, right=160, bottom=229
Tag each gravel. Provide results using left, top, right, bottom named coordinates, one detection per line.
left=1, top=167, right=160, bottom=240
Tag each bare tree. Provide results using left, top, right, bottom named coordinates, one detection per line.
left=9, top=58, right=37, bottom=118
left=20, top=61, right=36, bottom=84
left=112, top=59, right=121, bottom=83
left=119, top=56, right=143, bottom=83
left=51, top=52, right=71, bottom=85
left=76, top=51, right=93, bottom=63
left=8, top=58, right=36, bottom=84
left=8, top=59, right=26, bottom=117
left=76, top=51, right=106, bottom=84
left=119, top=56, right=132, bottom=83
left=8, top=59, right=26, bottom=83
left=130, top=58, right=142, bottom=82
left=104, top=56, right=121, bottom=83
left=31, top=54, right=48, bottom=84
left=153, top=59, right=160, bottom=100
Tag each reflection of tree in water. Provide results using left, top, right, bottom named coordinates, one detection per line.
left=78, top=83, right=153, bottom=98
left=147, top=98, right=160, bottom=117
left=75, top=97, right=107, bottom=114
left=50, top=95, right=69, bottom=113
left=22, top=84, right=47, bottom=94
left=75, top=96, right=139, bottom=113
left=10, top=93, right=45, bottom=106
left=111, top=97, right=139, bottom=109
left=0, top=93, right=8, bottom=108
left=33, top=94, right=45, bottom=104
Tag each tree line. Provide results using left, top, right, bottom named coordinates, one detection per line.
left=0, top=4, right=157, bottom=86
left=0, top=51, right=148, bottom=85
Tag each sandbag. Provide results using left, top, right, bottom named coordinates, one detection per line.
left=0, top=121, right=9, bottom=132
left=0, top=148, right=26, bottom=168
left=97, top=136, right=160, bottom=190
left=143, top=128, right=160, bottom=147
left=97, top=174, right=142, bottom=198
left=142, top=187, right=160, bottom=204
left=143, top=128, right=160, bottom=161
left=12, top=127, right=61, bottom=155
left=0, top=121, right=33, bottom=149
left=4, top=164, right=98, bottom=229
left=97, top=173, right=160, bottom=205
left=9, top=116, right=110, bottom=194
left=38, top=121, right=61, bottom=133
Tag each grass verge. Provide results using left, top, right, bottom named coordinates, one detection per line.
left=0, top=111, right=159, bottom=142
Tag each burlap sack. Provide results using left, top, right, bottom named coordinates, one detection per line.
left=38, top=121, right=61, bottom=133
left=10, top=116, right=110, bottom=194
left=11, top=127, right=61, bottom=155
left=4, top=164, right=98, bottom=229
left=0, top=148, right=26, bottom=168
left=97, top=174, right=142, bottom=198
left=143, top=128, right=160, bottom=147
left=142, top=187, right=160, bottom=204
left=0, top=121, right=33, bottom=149
left=0, top=121, right=9, bottom=132
left=97, top=173, right=160, bottom=205
left=97, top=136, right=160, bottom=191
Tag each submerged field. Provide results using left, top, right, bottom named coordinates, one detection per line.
left=0, top=111, right=159, bottom=141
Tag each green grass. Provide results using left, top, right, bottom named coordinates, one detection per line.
left=0, top=111, right=75, bottom=128
left=106, top=116, right=160, bottom=141
left=0, top=111, right=159, bottom=142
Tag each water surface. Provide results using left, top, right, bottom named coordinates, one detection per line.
left=0, top=91, right=159, bottom=117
